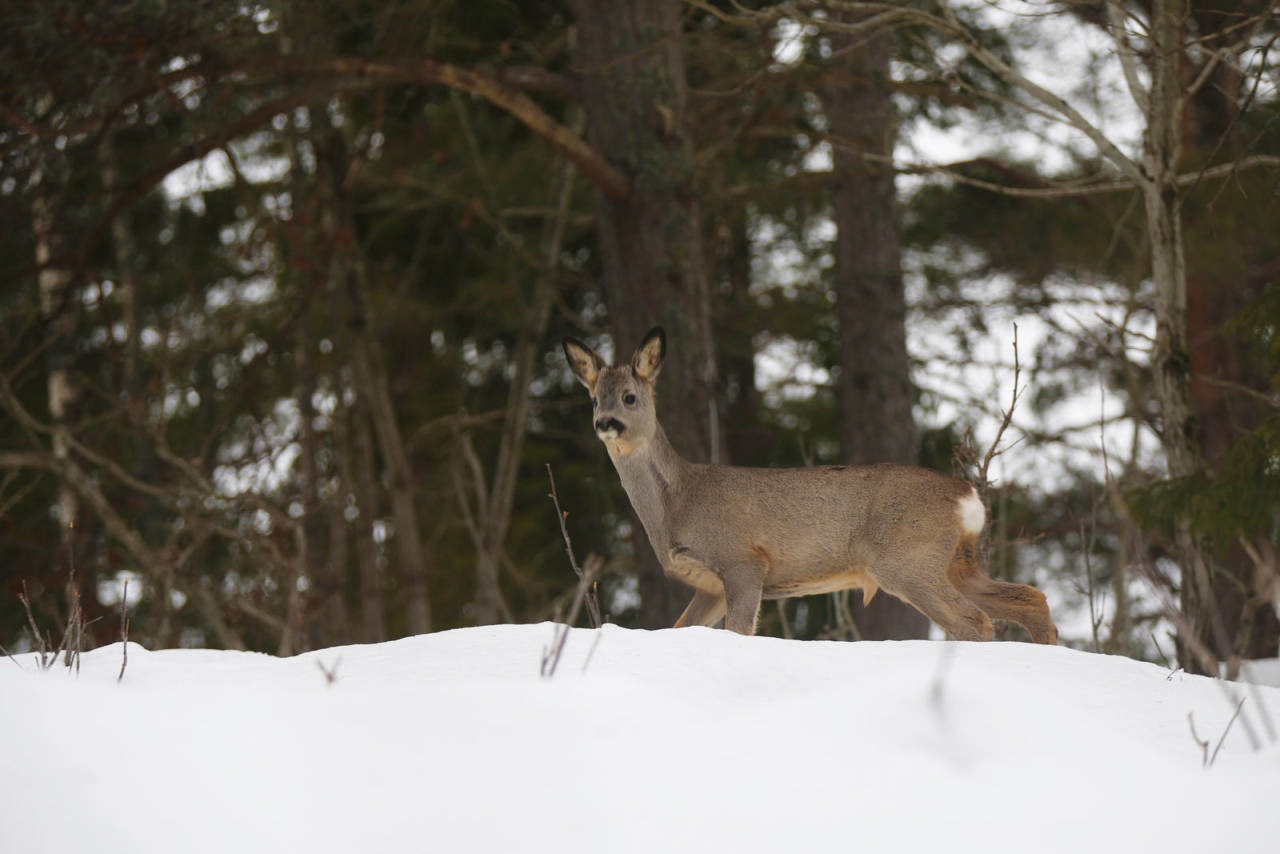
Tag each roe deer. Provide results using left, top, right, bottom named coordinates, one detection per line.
left=563, top=326, right=1057, bottom=642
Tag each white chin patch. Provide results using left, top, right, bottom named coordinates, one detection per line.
left=597, top=427, right=620, bottom=441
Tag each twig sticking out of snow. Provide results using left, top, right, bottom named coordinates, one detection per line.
left=545, top=464, right=601, bottom=629
left=1188, top=696, right=1249, bottom=768
left=1209, top=697, right=1247, bottom=767
left=117, top=579, right=130, bottom=684
left=1188, top=712, right=1210, bottom=766
left=541, top=554, right=604, bottom=679
left=540, top=464, right=607, bottom=679
left=19, top=578, right=88, bottom=673
left=316, top=656, right=342, bottom=687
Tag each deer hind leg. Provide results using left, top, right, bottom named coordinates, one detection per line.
left=878, top=548, right=994, bottom=642
left=674, top=588, right=727, bottom=629
left=946, top=535, right=1058, bottom=645
left=894, top=577, right=994, bottom=641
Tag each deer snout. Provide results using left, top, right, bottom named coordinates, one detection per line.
left=594, top=417, right=625, bottom=439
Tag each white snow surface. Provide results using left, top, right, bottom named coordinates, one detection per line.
left=3, top=624, right=1278, bottom=853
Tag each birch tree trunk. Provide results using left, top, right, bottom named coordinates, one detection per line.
left=31, top=136, right=82, bottom=643
left=1139, top=0, right=1228, bottom=673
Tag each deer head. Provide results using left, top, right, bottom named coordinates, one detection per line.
left=562, top=327, right=665, bottom=456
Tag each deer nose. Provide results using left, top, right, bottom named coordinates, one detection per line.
left=595, top=417, right=625, bottom=438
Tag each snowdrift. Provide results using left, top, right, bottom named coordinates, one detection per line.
left=2, top=624, right=1277, bottom=853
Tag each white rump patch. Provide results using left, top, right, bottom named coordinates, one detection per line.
left=957, top=490, right=986, bottom=535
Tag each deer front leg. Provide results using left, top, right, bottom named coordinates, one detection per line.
left=721, top=565, right=766, bottom=636
left=673, top=588, right=726, bottom=628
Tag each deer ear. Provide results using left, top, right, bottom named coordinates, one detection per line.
left=562, top=337, right=603, bottom=390
left=632, top=326, right=666, bottom=382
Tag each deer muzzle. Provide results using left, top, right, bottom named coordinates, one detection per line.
left=594, top=417, right=625, bottom=439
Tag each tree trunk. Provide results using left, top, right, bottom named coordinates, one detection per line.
left=1140, top=0, right=1227, bottom=674
left=1177, top=1, right=1279, bottom=665
left=569, top=0, right=719, bottom=628
left=466, top=142, right=577, bottom=625
left=351, top=374, right=388, bottom=643
left=827, top=15, right=929, bottom=640
left=345, top=270, right=433, bottom=636
left=317, top=122, right=433, bottom=637
left=30, top=129, right=91, bottom=654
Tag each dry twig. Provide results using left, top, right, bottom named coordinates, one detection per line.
left=316, top=656, right=342, bottom=687
left=545, top=464, right=602, bottom=628
left=541, top=554, right=605, bottom=679
left=117, top=578, right=130, bottom=684
left=977, top=324, right=1024, bottom=489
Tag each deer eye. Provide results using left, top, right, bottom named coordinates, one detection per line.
left=623, top=392, right=637, bottom=406
left=590, top=396, right=598, bottom=407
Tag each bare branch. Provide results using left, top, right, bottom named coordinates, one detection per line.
left=1106, top=1, right=1150, bottom=114
left=540, top=553, right=605, bottom=679
left=1209, top=697, right=1248, bottom=767
left=545, top=464, right=602, bottom=629
left=117, top=578, right=130, bottom=684
left=258, top=56, right=629, bottom=200
left=978, top=324, right=1024, bottom=488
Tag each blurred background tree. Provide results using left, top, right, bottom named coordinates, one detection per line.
left=1, top=0, right=1276, bottom=673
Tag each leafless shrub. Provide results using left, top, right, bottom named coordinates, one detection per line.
left=17, top=575, right=88, bottom=673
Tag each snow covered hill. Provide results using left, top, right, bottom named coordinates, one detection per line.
left=2, top=625, right=1277, bottom=853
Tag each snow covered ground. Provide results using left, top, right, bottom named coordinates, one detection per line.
left=3, top=625, right=1278, bottom=853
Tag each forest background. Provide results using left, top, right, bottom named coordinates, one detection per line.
left=1, top=0, right=1277, bottom=677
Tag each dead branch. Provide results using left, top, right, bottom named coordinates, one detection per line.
left=1209, top=696, right=1248, bottom=767
left=254, top=56, right=629, bottom=200
left=19, top=581, right=54, bottom=669
left=545, top=464, right=602, bottom=628
left=117, top=578, right=130, bottom=684
left=1188, top=712, right=1211, bottom=766
left=540, top=553, right=605, bottom=679
left=978, top=323, right=1024, bottom=489
left=316, top=656, right=342, bottom=687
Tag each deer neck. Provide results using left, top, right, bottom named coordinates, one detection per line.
left=606, top=423, right=688, bottom=556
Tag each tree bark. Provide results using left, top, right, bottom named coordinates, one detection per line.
left=1141, top=0, right=1216, bottom=673
left=465, top=140, right=577, bottom=625
left=317, top=122, right=434, bottom=637
left=30, top=125, right=92, bottom=653
left=1176, top=1, right=1279, bottom=665
left=827, top=15, right=929, bottom=640
left=569, top=0, right=720, bottom=628
left=351, top=372, right=388, bottom=643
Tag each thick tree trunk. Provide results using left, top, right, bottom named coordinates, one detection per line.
left=1177, top=2, right=1279, bottom=665
left=827, top=17, right=929, bottom=640
left=569, top=0, right=719, bottom=628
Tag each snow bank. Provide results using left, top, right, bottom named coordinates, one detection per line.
left=2, top=625, right=1277, bottom=853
